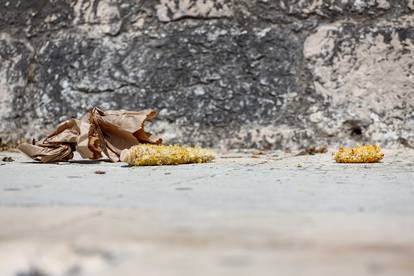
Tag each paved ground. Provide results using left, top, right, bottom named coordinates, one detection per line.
left=1, top=149, right=414, bottom=276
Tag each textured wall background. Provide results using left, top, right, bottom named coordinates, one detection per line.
left=0, top=0, right=413, bottom=149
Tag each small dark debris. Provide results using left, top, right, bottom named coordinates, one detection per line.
left=94, top=170, right=106, bottom=175
left=296, top=146, right=328, bottom=156
left=4, top=187, right=20, bottom=191
left=2, top=156, right=14, bottom=162
left=252, top=150, right=266, bottom=158
left=67, top=175, right=82, bottom=179
left=175, top=187, right=192, bottom=191
left=164, top=172, right=171, bottom=175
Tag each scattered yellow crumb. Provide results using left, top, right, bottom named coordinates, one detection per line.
left=120, top=144, right=214, bottom=166
left=334, top=144, right=384, bottom=163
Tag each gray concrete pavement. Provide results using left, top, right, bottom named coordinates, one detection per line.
left=1, top=149, right=414, bottom=276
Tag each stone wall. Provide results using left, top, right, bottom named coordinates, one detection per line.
left=0, top=0, right=413, bottom=149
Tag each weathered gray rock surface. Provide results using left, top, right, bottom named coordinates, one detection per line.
left=0, top=0, right=413, bottom=149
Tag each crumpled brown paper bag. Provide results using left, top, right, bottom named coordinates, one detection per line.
left=18, top=107, right=162, bottom=163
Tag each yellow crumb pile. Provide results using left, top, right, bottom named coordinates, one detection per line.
left=334, top=144, right=384, bottom=163
left=120, top=144, right=215, bottom=166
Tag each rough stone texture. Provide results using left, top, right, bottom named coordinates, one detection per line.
left=0, top=0, right=413, bottom=149
left=305, top=16, right=414, bottom=146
